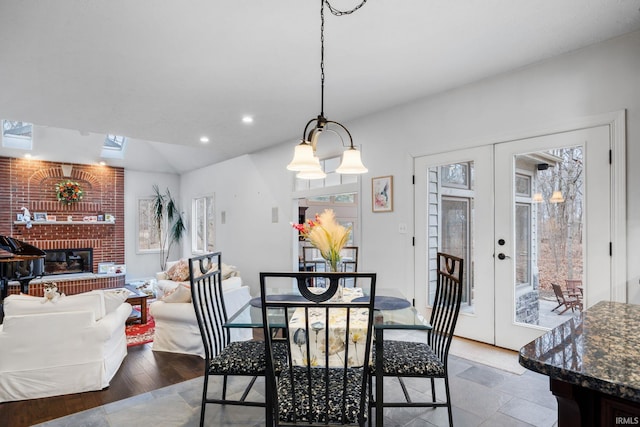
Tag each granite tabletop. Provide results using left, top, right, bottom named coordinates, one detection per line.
left=519, top=301, right=640, bottom=403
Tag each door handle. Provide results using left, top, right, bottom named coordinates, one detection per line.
left=497, top=253, right=510, bottom=260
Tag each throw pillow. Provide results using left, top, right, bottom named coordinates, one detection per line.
left=167, top=259, right=190, bottom=282
left=163, top=284, right=191, bottom=303
left=102, top=288, right=130, bottom=313
left=205, top=262, right=239, bottom=280
left=221, top=263, right=240, bottom=280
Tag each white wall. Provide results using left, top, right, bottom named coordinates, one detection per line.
left=124, top=170, right=181, bottom=281
left=178, top=31, right=640, bottom=301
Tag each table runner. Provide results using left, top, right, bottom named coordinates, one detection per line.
left=288, top=287, right=372, bottom=367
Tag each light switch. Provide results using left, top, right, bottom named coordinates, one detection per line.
left=272, top=207, right=278, bottom=223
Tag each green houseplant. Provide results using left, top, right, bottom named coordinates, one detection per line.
left=152, top=185, right=186, bottom=271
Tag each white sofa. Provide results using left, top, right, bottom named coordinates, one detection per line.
left=150, top=264, right=253, bottom=358
left=0, top=290, right=132, bottom=402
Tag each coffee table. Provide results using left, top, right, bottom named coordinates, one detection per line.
left=124, top=284, right=149, bottom=324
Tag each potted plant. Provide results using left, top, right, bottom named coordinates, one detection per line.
left=152, top=185, right=186, bottom=271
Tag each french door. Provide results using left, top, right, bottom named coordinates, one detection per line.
left=414, top=121, right=623, bottom=350
left=414, top=146, right=495, bottom=344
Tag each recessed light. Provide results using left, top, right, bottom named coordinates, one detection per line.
left=98, top=161, right=106, bottom=166
left=200, top=136, right=210, bottom=143
left=24, top=153, right=32, bottom=159
left=242, top=116, right=254, bottom=124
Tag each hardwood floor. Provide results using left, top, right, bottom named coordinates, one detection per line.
left=0, top=344, right=205, bottom=427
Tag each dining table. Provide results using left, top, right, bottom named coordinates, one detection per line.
left=225, top=286, right=431, bottom=427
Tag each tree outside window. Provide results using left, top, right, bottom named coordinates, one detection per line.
left=138, top=198, right=162, bottom=252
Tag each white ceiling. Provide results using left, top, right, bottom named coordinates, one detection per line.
left=1, top=0, right=640, bottom=173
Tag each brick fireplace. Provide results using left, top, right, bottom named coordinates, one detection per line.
left=0, top=157, right=126, bottom=295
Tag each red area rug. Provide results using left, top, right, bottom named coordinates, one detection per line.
left=125, top=316, right=155, bottom=347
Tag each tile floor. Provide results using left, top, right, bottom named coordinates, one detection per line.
left=34, top=330, right=559, bottom=427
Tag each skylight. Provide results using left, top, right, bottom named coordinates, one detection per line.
left=101, top=134, right=127, bottom=159
left=2, top=120, right=33, bottom=150
left=103, top=134, right=126, bottom=150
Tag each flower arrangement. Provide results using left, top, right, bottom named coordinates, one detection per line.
left=292, top=209, right=351, bottom=272
left=55, top=180, right=84, bottom=204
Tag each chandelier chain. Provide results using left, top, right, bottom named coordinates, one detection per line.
left=320, top=0, right=325, bottom=116
left=325, top=0, right=367, bottom=16
left=319, top=0, right=367, bottom=117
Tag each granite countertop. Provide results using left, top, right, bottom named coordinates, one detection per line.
left=519, top=301, right=640, bottom=402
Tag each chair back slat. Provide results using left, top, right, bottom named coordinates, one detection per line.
left=189, top=252, right=229, bottom=362
left=428, top=252, right=464, bottom=363
left=260, top=271, right=376, bottom=426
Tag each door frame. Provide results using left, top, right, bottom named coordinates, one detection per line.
left=484, top=110, right=626, bottom=302
left=412, top=110, right=626, bottom=345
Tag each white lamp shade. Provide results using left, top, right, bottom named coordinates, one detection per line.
left=532, top=193, right=544, bottom=203
left=549, top=190, right=565, bottom=203
left=336, top=148, right=368, bottom=174
left=296, top=163, right=327, bottom=180
left=287, top=142, right=317, bottom=171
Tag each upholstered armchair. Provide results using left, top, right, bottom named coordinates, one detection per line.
left=0, top=290, right=132, bottom=402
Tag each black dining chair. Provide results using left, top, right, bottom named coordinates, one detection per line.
left=369, top=252, right=463, bottom=427
left=189, top=252, right=285, bottom=427
left=260, top=271, right=377, bottom=426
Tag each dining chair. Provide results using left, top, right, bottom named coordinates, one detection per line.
left=369, top=252, right=463, bottom=427
left=301, top=246, right=328, bottom=287
left=259, top=271, right=377, bottom=426
left=189, top=252, right=285, bottom=427
left=340, top=246, right=359, bottom=273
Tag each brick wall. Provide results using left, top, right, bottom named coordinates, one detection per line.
left=0, top=157, right=125, bottom=272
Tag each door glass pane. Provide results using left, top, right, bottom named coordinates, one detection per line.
left=428, top=162, right=474, bottom=312
left=514, top=147, right=584, bottom=328
left=442, top=197, right=471, bottom=305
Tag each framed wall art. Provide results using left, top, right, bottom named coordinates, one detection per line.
left=372, top=175, right=393, bottom=212
left=33, top=212, right=48, bottom=221
left=98, top=262, right=114, bottom=274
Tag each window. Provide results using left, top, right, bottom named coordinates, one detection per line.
left=192, top=195, right=214, bottom=253
left=2, top=120, right=33, bottom=150
left=428, top=162, right=474, bottom=310
left=101, top=134, right=127, bottom=159
left=138, top=198, right=162, bottom=252
left=515, top=203, right=531, bottom=286
left=514, top=171, right=534, bottom=288
left=307, top=193, right=357, bottom=206
left=103, top=134, right=126, bottom=150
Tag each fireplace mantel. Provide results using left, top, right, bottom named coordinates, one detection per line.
left=13, top=221, right=116, bottom=225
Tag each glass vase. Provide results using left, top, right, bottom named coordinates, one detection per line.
left=325, top=258, right=343, bottom=301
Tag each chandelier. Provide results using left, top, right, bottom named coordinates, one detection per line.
left=287, top=0, right=368, bottom=180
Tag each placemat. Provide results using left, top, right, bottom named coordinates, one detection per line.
left=352, top=296, right=411, bottom=310
left=249, top=294, right=308, bottom=307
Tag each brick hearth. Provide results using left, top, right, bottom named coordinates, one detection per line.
left=7, top=274, right=126, bottom=297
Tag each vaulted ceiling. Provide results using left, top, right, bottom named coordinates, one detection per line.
left=1, top=1, right=639, bottom=173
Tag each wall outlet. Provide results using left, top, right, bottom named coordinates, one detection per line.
left=398, top=223, right=408, bottom=234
